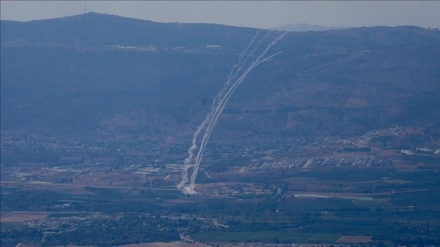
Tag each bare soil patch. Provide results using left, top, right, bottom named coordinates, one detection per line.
left=1, top=211, right=49, bottom=223
left=337, top=235, right=372, bottom=243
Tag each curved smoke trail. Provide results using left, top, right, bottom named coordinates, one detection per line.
left=180, top=31, right=286, bottom=194
left=227, top=31, right=274, bottom=84
left=177, top=30, right=263, bottom=189
left=187, top=51, right=284, bottom=193
left=227, top=30, right=260, bottom=81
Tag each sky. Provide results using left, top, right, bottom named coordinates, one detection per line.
left=1, top=1, right=440, bottom=29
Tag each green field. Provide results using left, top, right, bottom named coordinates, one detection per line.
left=3, top=166, right=440, bottom=246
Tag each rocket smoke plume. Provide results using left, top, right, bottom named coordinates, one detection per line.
left=178, top=31, right=286, bottom=195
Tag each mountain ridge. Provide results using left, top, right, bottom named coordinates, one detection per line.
left=271, top=22, right=352, bottom=32
left=2, top=13, right=440, bottom=145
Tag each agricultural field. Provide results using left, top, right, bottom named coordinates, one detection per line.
left=2, top=162, right=440, bottom=247
left=0, top=212, right=50, bottom=223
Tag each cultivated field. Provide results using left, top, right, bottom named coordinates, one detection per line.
left=1, top=211, right=49, bottom=223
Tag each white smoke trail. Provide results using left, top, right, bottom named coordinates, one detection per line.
left=177, top=29, right=261, bottom=189
left=189, top=33, right=286, bottom=186
left=184, top=39, right=285, bottom=194
left=212, top=31, right=276, bottom=119
left=216, top=30, right=263, bottom=108
left=186, top=51, right=284, bottom=193
left=177, top=110, right=213, bottom=189
left=255, top=32, right=286, bottom=64
left=227, top=31, right=274, bottom=84
left=227, top=30, right=261, bottom=82
left=180, top=31, right=286, bottom=194
left=178, top=30, right=263, bottom=189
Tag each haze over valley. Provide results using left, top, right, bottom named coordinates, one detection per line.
left=1, top=12, right=440, bottom=247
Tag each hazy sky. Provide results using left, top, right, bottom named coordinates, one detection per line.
left=1, top=1, right=440, bottom=29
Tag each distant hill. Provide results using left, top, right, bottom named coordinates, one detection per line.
left=1, top=12, right=257, bottom=48
left=271, top=23, right=351, bottom=32
left=2, top=13, right=440, bottom=143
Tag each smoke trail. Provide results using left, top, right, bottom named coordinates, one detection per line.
left=255, top=32, right=286, bottom=64
left=227, top=31, right=274, bottom=84
left=178, top=30, right=262, bottom=189
left=227, top=30, right=261, bottom=82
left=180, top=31, right=286, bottom=194
left=187, top=51, right=284, bottom=193
left=177, top=110, right=212, bottom=189
left=184, top=33, right=285, bottom=194
left=188, top=33, right=286, bottom=190
left=216, top=30, right=263, bottom=107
